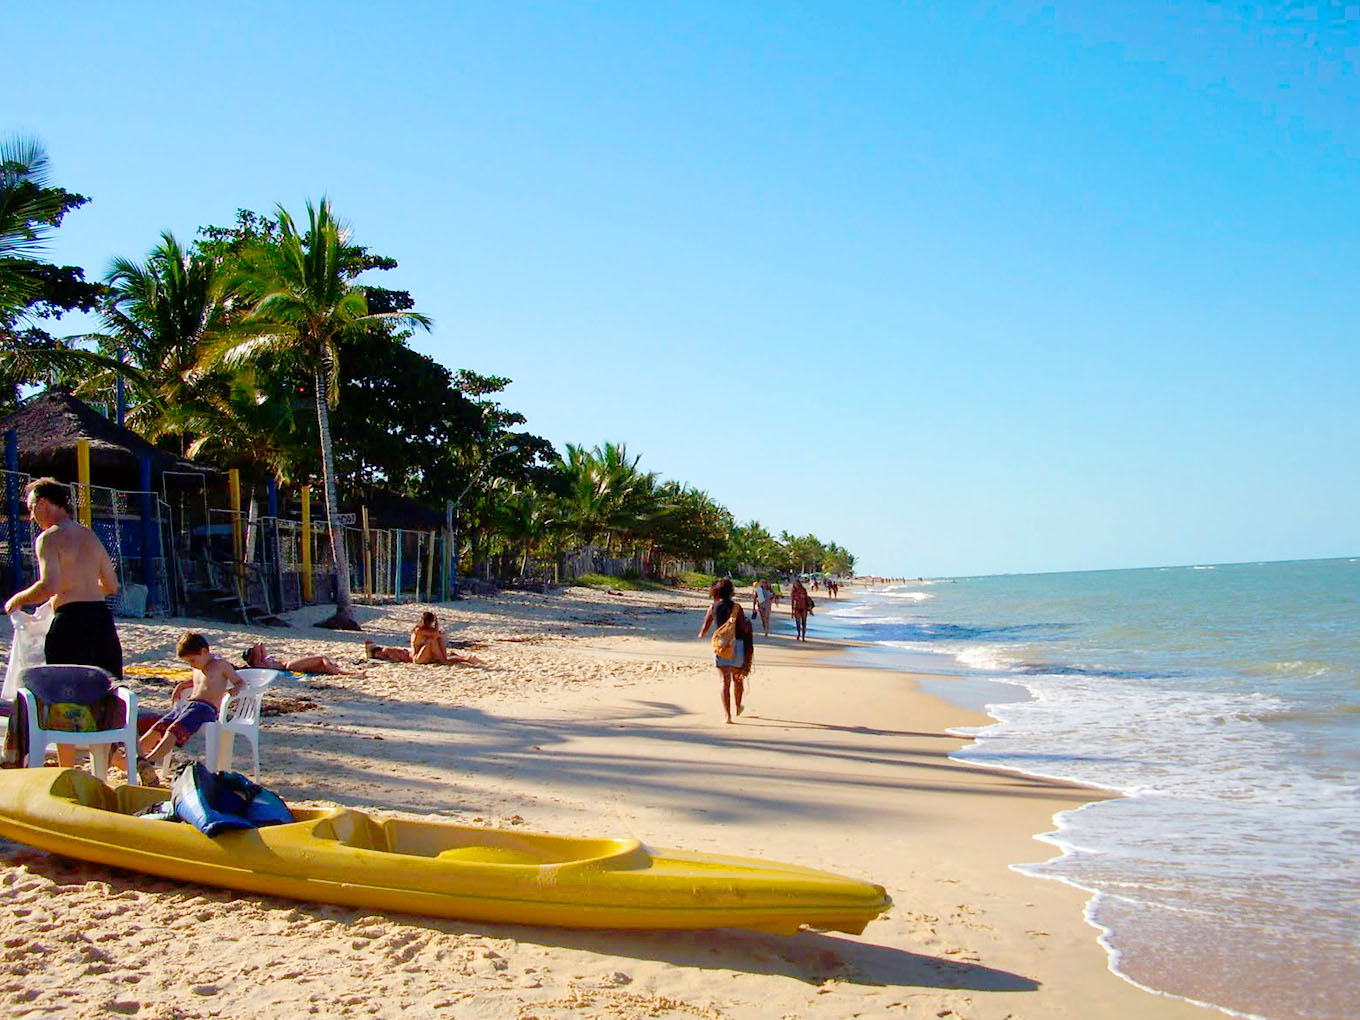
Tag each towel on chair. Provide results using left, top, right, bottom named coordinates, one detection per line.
left=2, top=665, right=119, bottom=768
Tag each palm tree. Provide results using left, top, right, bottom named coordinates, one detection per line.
left=1, top=136, right=102, bottom=406
left=647, top=483, right=730, bottom=575
left=205, top=198, right=430, bottom=630
left=177, top=367, right=307, bottom=483
left=72, top=231, right=234, bottom=444
left=727, top=520, right=784, bottom=575
left=0, top=135, right=67, bottom=321
left=480, top=480, right=552, bottom=580
left=555, top=442, right=660, bottom=568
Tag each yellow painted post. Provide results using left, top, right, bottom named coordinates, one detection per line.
left=300, top=486, right=313, bottom=602
left=75, top=439, right=92, bottom=527
left=227, top=469, right=244, bottom=597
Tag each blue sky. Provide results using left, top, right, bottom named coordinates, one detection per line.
left=9, top=2, right=1358, bottom=576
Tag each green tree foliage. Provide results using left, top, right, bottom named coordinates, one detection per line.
left=3, top=172, right=856, bottom=590
left=206, top=198, right=431, bottom=629
left=553, top=442, right=659, bottom=550
left=724, top=520, right=783, bottom=574
left=402, top=369, right=555, bottom=509
left=176, top=367, right=308, bottom=484
left=69, top=232, right=235, bottom=448
left=328, top=330, right=482, bottom=491
left=649, top=483, right=733, bottom=564
left=0, top=136, right=104, bottom=413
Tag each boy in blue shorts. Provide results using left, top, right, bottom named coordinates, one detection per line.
left=131, top=633, right=246, bottom=785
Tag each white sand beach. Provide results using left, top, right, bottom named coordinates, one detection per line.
left=0, top=588, right=1213, bottom=1019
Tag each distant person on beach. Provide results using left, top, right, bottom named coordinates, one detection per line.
left=5, top=477, right=124, bottom=686
left=752, top=578, right=777, bottom=637
left=243, top=641, right=365, bottom=676
left=790, top=579, right=812, bottom=641
left=698, top=579, right=754, bottom=724
left=365, top=612, right=484, bottom=666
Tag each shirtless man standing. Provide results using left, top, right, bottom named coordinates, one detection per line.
left=4, top=477, right=123, bottom=681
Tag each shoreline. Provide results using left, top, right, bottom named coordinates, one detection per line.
left=0, top=586, right=1213, bottom=1018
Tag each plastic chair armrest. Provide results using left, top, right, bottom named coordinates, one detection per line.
left=114, top=685, right=137, bottom=726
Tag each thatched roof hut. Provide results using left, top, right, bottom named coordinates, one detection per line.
left=0, top=389, right=213, bottom=490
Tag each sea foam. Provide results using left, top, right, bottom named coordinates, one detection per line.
left=836, top=562, right=1360, bottom=1020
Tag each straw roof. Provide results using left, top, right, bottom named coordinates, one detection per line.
left=0, top=389, right=212, bottom=488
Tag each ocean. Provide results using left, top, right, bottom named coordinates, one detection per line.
left=816, top=558, right=1358, bottom=1020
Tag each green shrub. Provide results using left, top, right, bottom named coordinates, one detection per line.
left=573, top=572, right=642, bottom=590
left=570, top=572, right=670, bottom=592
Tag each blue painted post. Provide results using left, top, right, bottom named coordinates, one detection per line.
left=115, top=348, right=127, bottom=427
left=5, top=430, right=21, bottom=597
left=139, top=457, right=155, bottom=602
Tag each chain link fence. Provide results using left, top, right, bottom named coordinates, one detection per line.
left=2, top=469, right=175, bottom=617
left=341, top=525, right=441, bottom=603
left=4, top=468, right=452, bottom=619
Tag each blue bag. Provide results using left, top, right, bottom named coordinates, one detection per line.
left=170, top=762, right=294, bottom=836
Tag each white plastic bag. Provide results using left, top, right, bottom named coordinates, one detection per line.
left=3, top=602, right=53, bottom=702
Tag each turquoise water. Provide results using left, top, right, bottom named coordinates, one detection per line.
left=821, top=559, right=1359, bottom=1020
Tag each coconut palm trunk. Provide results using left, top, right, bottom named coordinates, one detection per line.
left=314, top=365, right=359, bottom=629
left=204, top=199, right=429, bottom=630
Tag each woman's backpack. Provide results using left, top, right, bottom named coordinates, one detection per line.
left=711, top=603, right=740, bottom=658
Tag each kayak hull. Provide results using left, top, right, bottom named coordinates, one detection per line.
left=0, top=769, right=890, bottom=935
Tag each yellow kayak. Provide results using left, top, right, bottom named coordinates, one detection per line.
left=0, top=769, right=890, bottom=934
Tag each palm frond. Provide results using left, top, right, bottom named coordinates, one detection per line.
left=196, top=330, right=293, bottom=373
left=0, top=135, right=62, bottom=261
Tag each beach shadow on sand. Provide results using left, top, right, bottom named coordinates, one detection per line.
left=257, top=691, right=1100, bottom=828
left=440, top=922, right=1043, bottom=993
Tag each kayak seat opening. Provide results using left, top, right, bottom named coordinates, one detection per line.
left=310, top=810, right=388, bottom=850
left=114, top=785, right=171, bottom=815
left=51, top=769, right=116, bottom=811
left=308, top=810, right=646, bottom=867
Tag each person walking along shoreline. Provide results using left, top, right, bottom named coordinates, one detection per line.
left=698, top=579, right=754, bottom=723
left=790, top=578, right=812, bottom=642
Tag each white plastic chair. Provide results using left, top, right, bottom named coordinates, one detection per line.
left=16, top=665, right=139, bottom=783
left=209, top=667, right=279, bottom=781
left=153, top=668, right=280, bottom=782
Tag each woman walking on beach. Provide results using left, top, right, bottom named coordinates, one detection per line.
left=751, top=579, right=777, bottom=637
left=790, top=578, right=812, bottom=641
left=698, top=579, right=754, bottom=724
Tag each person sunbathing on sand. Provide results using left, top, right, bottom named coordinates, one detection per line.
left=365, top=612, right=485, bottom=666
left=243, top=641, right=365, bottom=677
